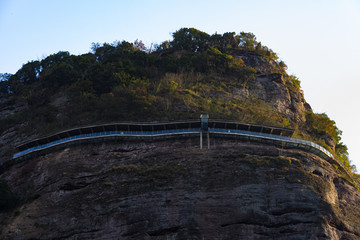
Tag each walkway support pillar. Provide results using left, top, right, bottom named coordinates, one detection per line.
left=207, top=131, right=210, bottom=150
left=200, top=114, right=209, bottom=150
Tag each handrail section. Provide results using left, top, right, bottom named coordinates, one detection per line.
left=13, top=128, right=200, bottom=159
left=209, top=128, right=334, bottom=160
left=11, top=127, right=332, bottom=161
left=210, top=128, right=354, bottom=180
left=11, top=121, right=352, bottom=181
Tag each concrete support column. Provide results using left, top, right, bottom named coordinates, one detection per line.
left=207, top=131, right=210, bottom=150
left=200, top=114, right=209, bottom=150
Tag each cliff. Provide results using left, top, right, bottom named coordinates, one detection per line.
left=0, top=28, right=359, bottom=239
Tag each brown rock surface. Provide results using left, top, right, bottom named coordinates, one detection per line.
left=1, top=138, right=360, bottom=239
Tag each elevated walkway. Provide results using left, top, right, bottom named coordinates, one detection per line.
left=11, top=116, right=352, bottom=181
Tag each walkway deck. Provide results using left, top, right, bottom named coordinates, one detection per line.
left=11, top=119, right=352, bottom=180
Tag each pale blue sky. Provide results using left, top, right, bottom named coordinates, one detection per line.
left=1, top=0, right=360, bottom=170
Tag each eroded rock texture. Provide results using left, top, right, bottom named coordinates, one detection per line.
left=1, top=138, right=360, bottom=239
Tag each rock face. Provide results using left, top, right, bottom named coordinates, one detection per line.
left=236, top=53, right=311, bottom=123
left=1, top=138, right=360, bottom=239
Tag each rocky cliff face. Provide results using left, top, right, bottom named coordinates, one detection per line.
left=237, top=52, right=311, bottom=124
left=1, top=138, right=359, bottom=239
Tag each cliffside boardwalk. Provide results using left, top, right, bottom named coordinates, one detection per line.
left=11, top=115, right=352, bottom=180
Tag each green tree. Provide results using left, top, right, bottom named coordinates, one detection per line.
left=336, top=142, right=349, bottom=161
left=0, top=73, right=12, bottom=82
left=279, top=61, right=288, bottom=70
left=156, top=40, right=171, bottom=51
left=209, top=32, right=239, bottom=51
left=171, top=28, right=210, bottom=52
left=93, top=43, right=116, bottom=62
left=222, top=32, right=239, bottom=49
left=90, top=42, right=101, bottom=53
left=133, top=39, right=147, bottom=51
left=289, top=75, right=301, bottom=90
left=0, top=73, right=12, bottom=95
left=239, top=32, right=258, bottom=50
left=305, top=112, right=342, bottom=146
left=0, top=81, right=11, bottom=95
left=40, top=62, right=78, bottom=91
left=13, top=60, right=41, bottom=84
left=41, top=51, right=71, bottom=70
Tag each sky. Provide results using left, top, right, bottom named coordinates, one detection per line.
left=1, top=0, right=360, bottom=170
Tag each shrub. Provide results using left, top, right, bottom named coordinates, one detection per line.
left=289, top=75, right=301, bottom=90
left=305, top=112, right=340, bottom=142
left=279, top=61, right=288, bottom=70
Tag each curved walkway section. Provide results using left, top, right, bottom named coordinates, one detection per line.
left=12, top=120, right=351, bottom=179
left=209, top=128, right=333, bottom=161
left=13, top=128, right=200, bottom=159
left=15, top=121, right=201, bottom=153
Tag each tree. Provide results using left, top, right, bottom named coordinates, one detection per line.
left=0, top=73, right=12, bottom=94
left=289, top=75, right=301, bottom=90
left=239, top=32, right=258, bottom=50
left=209, top=32, right=239, bottom=51
left=41, top=51, right=71, bottom=70
left=93, top=43, right=116, bottom=62
left=12, top=61, right=41, bottom=84
left=279, top=61, right=288, bottom=70
left=155, top=40, right=171, bottom=51
left=90, top=42, right=101, bottom=53
left=336, top=142, right=348, bottom=160
left=115, top=40, right=134, bottom=52
left=222, top=32, right=239, bottom=49
left=133, top=39, right=147, bottom=51
left=209, top=32, right=223, bottom=50
left=255, top=42, right=262, bottom=52
left=40, top=62, right=78, bottom=90
left=0, top=73, right=12, bottom=82
left=171, top=28, right=210, bottom=52
left=305, top=112, right=341, bottom=143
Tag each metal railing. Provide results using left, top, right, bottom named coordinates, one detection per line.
left=209, top=128, right=334, bottom=159
left=11, top=121, right=352, bottom=181
left=13, top=129, right=200, bottom=159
